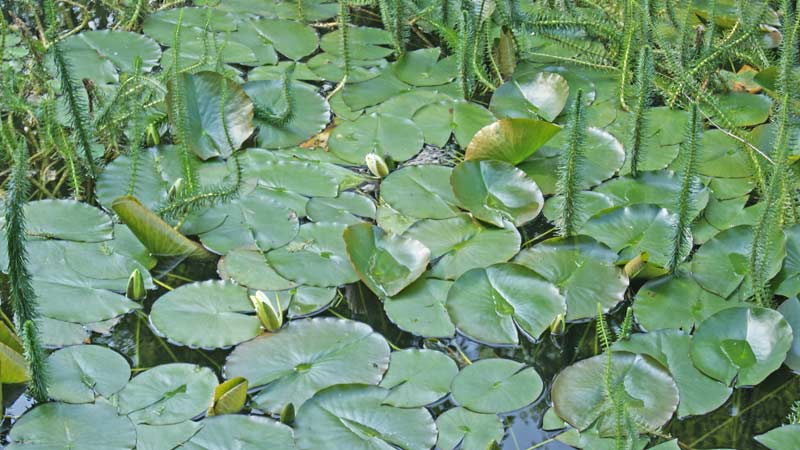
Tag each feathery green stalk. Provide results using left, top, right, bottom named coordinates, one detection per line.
left=4, top=139, right=48, bottom=403
left=378, top=0, right=408, bottom=55
left=127, top=58, right=147, bottom=197
left=617, top=0, right=636, bottom=110
left=168, top=8, right=198, bottom=193
left=157, top=155, right=243, bottom=221
left=338, top=0, right=351, bottom=81
left=667, top=104, right=700, bottom=273
left=42, top=93, right=83, bottom=199
left=629, top=46, right=653, bottom=177
left=556, top=89, right=586, bottom=237
left=456, top=10, right=477, bottom=99
left=253, top=64, right=296, bottom=126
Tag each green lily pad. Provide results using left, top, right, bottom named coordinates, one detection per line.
left=248, top=18, right=318, bottom=60
left=452, top=159, right=543, bottom=227
left=342, top=69, right=412, bottom=110
left=344, top=223, right=430, bottom=297
left=514, top=236, right=629, bottom=321
left=135, top=421, right=202, bottom=450
left=225, top=318, right=390, bottom=414
left=307, top=52, right=388, bottom=83
left=381, top=165, right=461, bottom=219
left=59, top=30, right=161, bottom=84
left=775, top=225, right=800, bottom=297
left=7, top=403, right=136, bottom=450
left=551, top=353, right=679, bottom=436
left=447, top=263, right=566, bottom=345
left=435, top=407, right=504, bottom=450
left=244, top=80, right=331, bottom=148
left=181, top=415, right=298, bottom=450
left=20, top=200, right=112, bottom=242
left=778, top=297, right=800, bottom=372
left=393, top=48, right=457, bottom=86
left=464, top=118, right=561, bottom=164
left=286, top=286, right=338, bottom=318
left=755, top=424, right=800, bottom=450
left=384, top=278, right=456, bottom=338
left=0, top=324, right=27, bottom=384
left=411, top=97, right=496, bottom=147
left=307, top=192, right=376, bottom=224
left=46, top=345, right=131, bottom=403
left=711, top=92, right=772, bottom=127
left=167, top=71, right=254, bottom=160
left=403, top=215, right=521, bottom=280
left=319, top=26, right=394, bottom=59
left=451, top=358, right=543, bottom=413
left=267, top=222, right=359, bottom=287
left=150, top=281, right=262, bottom=349
left=690, top=306, right=793, bottom=387
left=328, top=112, right=424, bottom=164
left=142, top=7, right=236, bottom=44
left=379, top=348, right=458, bottom=407
left=218, top=248, right=297, bottom=291
left=243, top=150, right=360, bottom=197
left=95, top=148, right=169, bottom=211
left=613, top=330, right=733, bottom=418
left=490, top=72, right=569, bottom=121
left=117, top=363, right=218, bottom=425
left=294, top=384, right=437, bottom=450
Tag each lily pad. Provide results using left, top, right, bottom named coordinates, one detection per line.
left=150, top=281, right=262, bottom=349
left=225, top=318, right=390, bottom=414
left=218, top=248, right=297, bottom=291
left=451, top=160, right=544, bottom=227
left=394, top=48, right=457, bottom=86
left=319, top=26, right=394, bottom=59
left=181, top=415, right=298, bottom=450
left=59, top=30, right=161, bottom=84
left=307, top=192, right=376, bottom=224
left=46, top=344, right=131, bottom=403
left=328, top=113, right=424, bottom=164
left=712, top=92, right=772, bottom=127
left=381, top=165, right=461, bottom=219
left=490, top=72, right=570, bottom=121
left=451, top=358, right=543, bottom=413
left=7, top=403, right=137, bottom=450
left=778, top=297, right=800, bottom=372
left=248, top=18, right=318, bottom=60
left=379, top=348, right=458, bottom=407
left=435, top=407, right=505, bottom=450
left=690, top=306, right=793, bottom=387
left=411, top=98, right=496, bottom=147
left=117, top=363, right=218, bottom=425
left=294, top=384, right=437, bottom=450
left=135, top=421, right=202, bottom=450
left=344, top=223, right=430, bottom=297
left=446, top=263, right=566, bottom=345
left=464, top=118, right=561, bottom=164
left=755, top=424, right=800, bottom=450
left=21, top=200, right=113, bottom=242
left=384, top=278, right=456, bottom=338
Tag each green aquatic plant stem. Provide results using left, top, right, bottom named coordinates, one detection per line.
left=668, top=104, right=700, bottom=273
left=169, top=8, right=198, bottom=193
left=556, top=89, right=585, bottom=237
left=629, top=46, right=653, bottom=177
left=617, top=0, right=635, bottom=110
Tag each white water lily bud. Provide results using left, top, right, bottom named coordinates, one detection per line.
left=549, top=313, right=565, bottom=335
left=250, top=291, right=283, bottom=332
left=168, top=178, right=184, bottom=197
left=126, top=268, right=146, bottom=301
left=365, top=153, right=389, bottom=178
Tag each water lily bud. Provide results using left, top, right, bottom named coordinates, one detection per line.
left=168, top=178, right=184, bottom=198
left=487, top=441, right=501, bottom=450
left=365, top=153, right=389, bottom=178
left=126, top=269, right=146, bottom=301
left=250, top=291, right=283, bottom=332
left=280, top=403, right=295, bottom=424
left=549, top=313, right=565, bottom=335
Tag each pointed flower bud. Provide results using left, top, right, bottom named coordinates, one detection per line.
left=126, top=268, right=146, bottom=301
left=250, top=291, right=283, bottom=332
left=365, top=153, right=389, bottom=178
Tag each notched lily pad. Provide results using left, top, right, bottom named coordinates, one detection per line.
left=451, top=358, right=543, bottom=414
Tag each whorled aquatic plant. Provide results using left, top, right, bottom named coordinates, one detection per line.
left=628, top=45, right=653, bottom=177
left=168, top=8, right=198, bottom=194
left=667, top=104, right=700, bottom=273
left=555, top=88, right=586, bottom=237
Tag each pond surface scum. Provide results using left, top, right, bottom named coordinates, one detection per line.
left=1, top=0, right=800, bottom=448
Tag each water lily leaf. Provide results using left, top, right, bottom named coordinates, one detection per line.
left=690, top=225, right=786, bottom=298
left=613, top=330, right=733, bottom=418
left=555, top=423, right=650, bottom=450
left=286, top=286, right=338, bottom=318
left=59, top=30, right=161, bottom=84
left=46, top=345, right=131, bottom=403
left=267, top=222, right=359, bottom=287
left=112, top=195, right=215, bottom=261
left=32, top=279, right=141, bottom=324
left=412, top=98, right=496, bottom=147
left=344, top=224, right=430, bottom=297
left=697, top=129, right=755, bottom=178
left=182, top=415, right=298, bottom=450
left=328, top=112, right=424, bottom=164
left=7, top=403, right=137, bottom=450
left=404, top=215, right=521, bottom=280
left=447, top=263, right=566, bottom=345
left=307, top=52, right=388, bottom=83
left=218, top=248, right=297, bottom=291
left=142, top=7, right=236, bottom=44
left=320, top=26, right=394, bottom=59
left=514, top=236, right=629, bottom=321
left=451, top=358, right=543, bottom=413
left=96, top=148, right=169, bottom=211
left=381, top=165, right=460, bottom=220
left=248, top=18, right=318, bottom=60
left=580, top=204, right=681, bottom=267
left=464, top=118, right=561, bottom=164
left=393, top=48, right=457, bottom=86
left=552, top=353, right=679, bottom=436
left=435, top=407, right=504, bottom=450
left=117, top=363, right=218, bottom=425
left=37, top=317, right=90, bottom=348
left=150, top=281, right=262, bottom=349
left=342, top=69, right=412, bottom=110
left=249, top=61, right=322, bottom=84
left=208, top=377, right=248, bottom=416
left=243, top=151, right=355, bottom=197
left=711, top=92, right=772, bottom=127
left=777, top=297, right=800, bottom=371
left=244, top=80, right=330, bottom=148
left=273, top=0, right=338, bottom=20
left=755, top=424, right=800, bottom=450
left=633, top=272, right=739, bottom=332
left=490, top=72, right=569, bottom=121
left=167, top=71, right=254, bottom=160
left=379, top=349, right=458, bottom=407
left=225, top=318, right=390, bottom=414
left=307, top=192, right=376, bottom=224
left=690, top=306, right=793, bottom=387
left=519, top=127, right=625, bottom=194
left=451, top=160, right=544, bottom=227
left=19, top=200, right=112, bottom=242
left=593, top=170, right=709, bottom=216
left=775, top=225, right=800, bottom=297
left=135, top=421, right=202, bottom=450
left=384, top=278, right=455, bottom=338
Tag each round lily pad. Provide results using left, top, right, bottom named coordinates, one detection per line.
left=294, top=384, right=437, bottom=450
left=319, top=26, right=394, bottom=59
left=248, top=18, right=318, bottom=60
left=755, top=424, right=800, bottom=450
left=490, top=71, right=569, bottom=121
left=451, top=159, right=544, bottom=227
left=384, top=277, right=455, bottom=338
left=551, top=353, right=679, bottom=436
left=436, top=407, right=505, bottom=450
left=46, top=344, right=131, bottom=403
left=150, top=281, right=262, bottom=349
left=690, top=306, right=793, bottom=387
left=135, top=421, right=203, bottom=450
left=447, top=263, right=566, bottom=345
left=7, top=403, right=136, bottom=450
left=451, top=358, right=543, bottom=413
left=21, top=200, right=112, bottom=243
left=778, top=297, right=800, bottom=372
left=344, top=223, right=430, bottom=297
left=218, top=248, right=298, bottom=291
left=306, top=192, right=376, bottom=224
left=411, top=98, right=496, bottom=147
left=380, top=165, right=460, bottom=220
left=464, top=118, right=561, bottom=164
left=59, top=30, right=161, bottom=84
left=181, top=415, right=298, bottom=450
left=328, top=112, right=424, bottom=164
left=394, top=48, right=457, bottom=86
left=379, top=348, right=458, bottom=407
left=117, top=363, right=218, bottom=425
left=225, top=318, right=390, bottom=414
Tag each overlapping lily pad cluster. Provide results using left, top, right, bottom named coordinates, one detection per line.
left=2, top=0, right=800, bottom=448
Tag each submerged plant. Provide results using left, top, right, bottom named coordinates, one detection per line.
left=667, top=104, right=700, bottom=273
left=628, top=46, right=653, bottom=177
left=555, top=89, right=586, bottom=237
